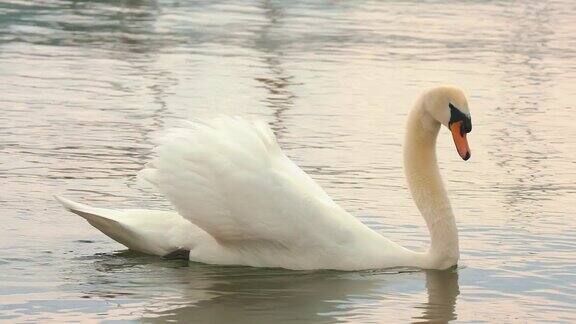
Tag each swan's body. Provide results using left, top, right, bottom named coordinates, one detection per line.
left=56, top=86, right=472, bottom=271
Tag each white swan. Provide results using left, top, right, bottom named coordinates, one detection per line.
left=56, top=86, right=472, bottom=271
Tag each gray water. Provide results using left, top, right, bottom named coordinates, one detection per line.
left=1, top=0, right=575, bottom=322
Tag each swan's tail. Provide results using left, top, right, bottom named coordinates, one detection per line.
left=54, top=195, right=147, bottom=251
left=54, top=195, right=126, bottom=229
left=54, top=196, right=193, bottom=257
left=55, top=195, right=104, bottom=218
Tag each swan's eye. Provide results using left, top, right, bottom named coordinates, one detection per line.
left=448, top=103, right=472, bottom=135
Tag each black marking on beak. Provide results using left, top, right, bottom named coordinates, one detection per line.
left=449, top=103, right=472, bottom=135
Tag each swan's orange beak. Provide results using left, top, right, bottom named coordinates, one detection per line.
left=450, top=121, right=471, bottom=161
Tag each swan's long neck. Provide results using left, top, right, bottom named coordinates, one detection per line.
left=403, top=98, right=459, bottom=269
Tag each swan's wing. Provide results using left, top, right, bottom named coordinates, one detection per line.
left=138, top=117, right=369, bottom=247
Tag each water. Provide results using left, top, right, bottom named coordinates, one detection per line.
left=1, top=0, right=575, bottom=322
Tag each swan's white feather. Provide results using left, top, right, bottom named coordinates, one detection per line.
left=137, top=117, right=377, bottom=255
left=55, top=195, right=201, bottom=256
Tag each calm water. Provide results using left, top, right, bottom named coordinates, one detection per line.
left=1, top=0, right=575, bottom=322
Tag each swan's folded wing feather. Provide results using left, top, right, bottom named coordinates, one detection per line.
left=138, top=117, right=365, bottom=247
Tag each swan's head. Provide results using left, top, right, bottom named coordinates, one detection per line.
left=423, top=86, right=472, bottom=160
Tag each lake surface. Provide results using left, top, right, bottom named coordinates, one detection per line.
left=1, top=0, right=575, bottom=322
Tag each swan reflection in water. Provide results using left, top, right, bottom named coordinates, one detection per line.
left=81, top=252, right=459, bottom=323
